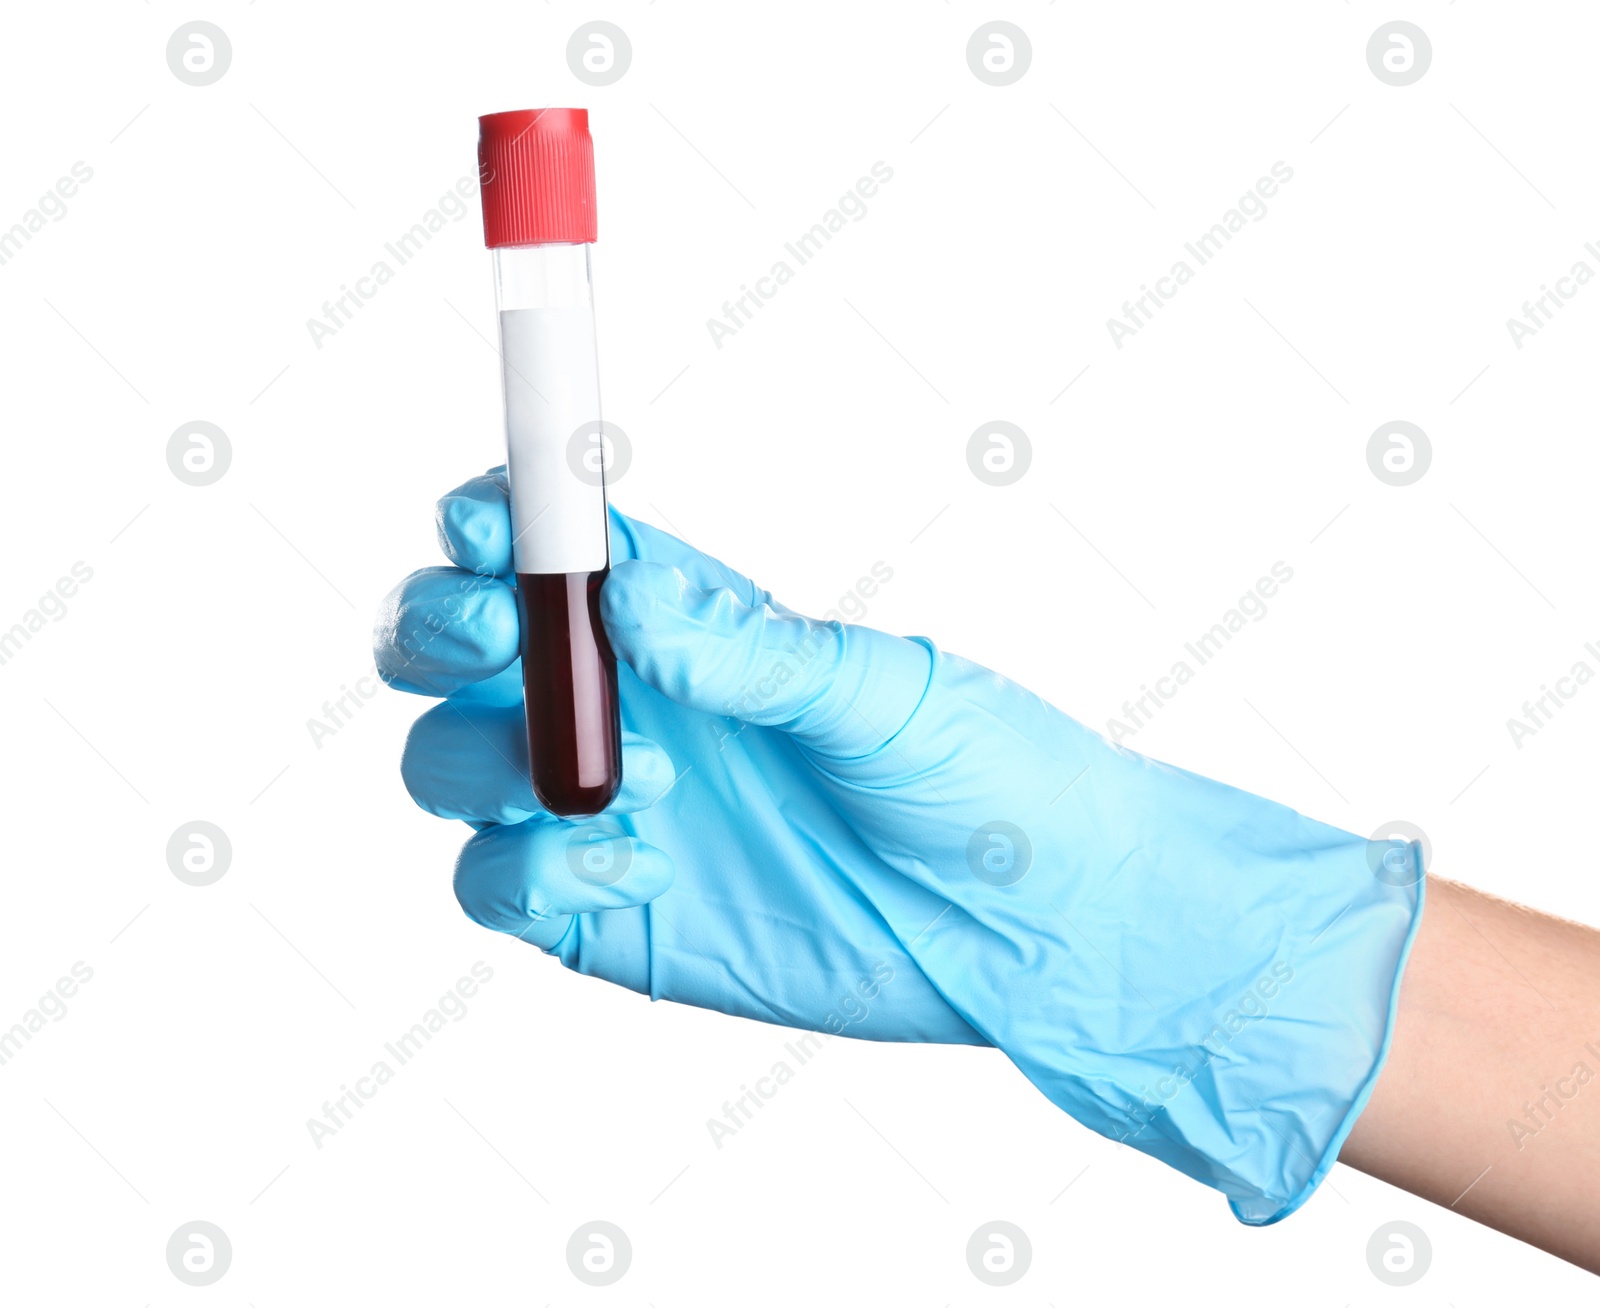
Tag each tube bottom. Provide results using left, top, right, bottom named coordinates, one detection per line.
left=515, top=569, right=622, bottom=817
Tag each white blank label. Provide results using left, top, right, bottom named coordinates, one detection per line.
left=500, top=306, right=610, bottom=575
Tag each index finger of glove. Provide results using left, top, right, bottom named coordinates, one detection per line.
left=373, top=565, right=519, bottom=697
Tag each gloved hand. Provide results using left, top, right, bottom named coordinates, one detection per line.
left=374, top=467, right=1424, bottom=1225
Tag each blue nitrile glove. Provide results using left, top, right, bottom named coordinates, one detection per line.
left=374, top=467, right=1425, bottom=1225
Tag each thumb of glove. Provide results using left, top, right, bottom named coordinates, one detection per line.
left=600, top=559, right=932, bottom=760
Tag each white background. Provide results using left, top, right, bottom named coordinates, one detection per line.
left=1, top=1, right=1596, bottom=1301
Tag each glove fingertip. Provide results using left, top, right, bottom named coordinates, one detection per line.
left=612, top=733, right=679, bottom=814
left=583, top=836, right=675, bottom=906
left=435, top=475, right=513, bottom=575
left=600, top=560, right=691, bottom=649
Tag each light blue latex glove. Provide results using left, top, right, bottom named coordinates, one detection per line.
left=374, top=467, right=1424, bottom=1224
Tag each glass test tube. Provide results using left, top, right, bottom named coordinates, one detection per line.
left=480, top=109, right=622, bottom=816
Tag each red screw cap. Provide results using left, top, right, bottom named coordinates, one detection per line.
left=478, top=108, right=597, bottom=247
